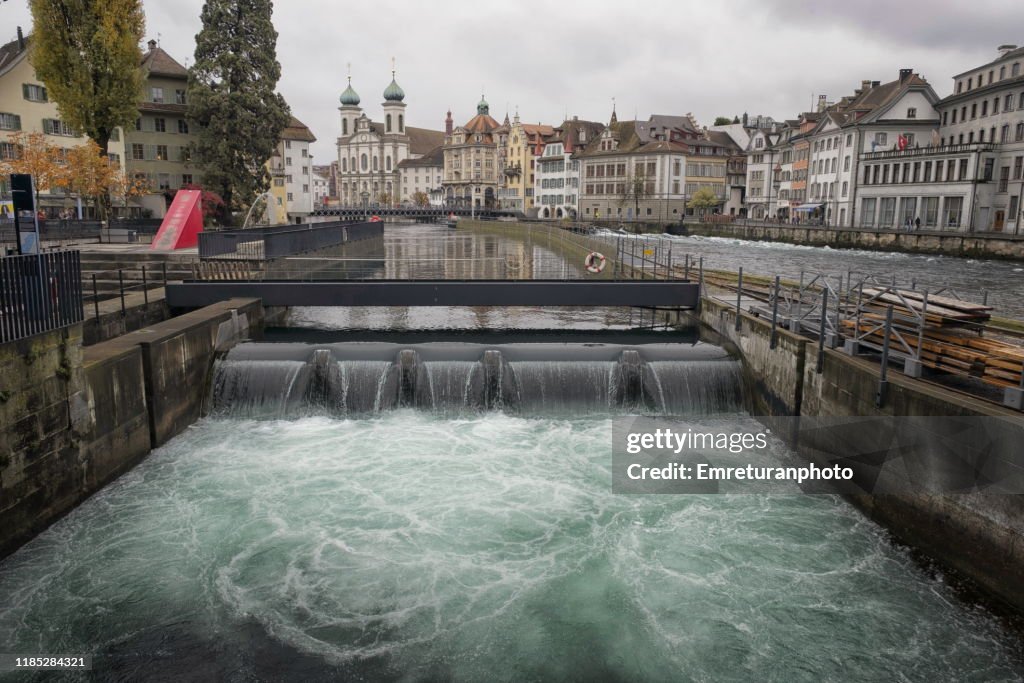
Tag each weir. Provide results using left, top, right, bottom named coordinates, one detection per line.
left=210, top=342, right=742, bottom=418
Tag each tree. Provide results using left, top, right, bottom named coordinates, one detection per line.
left=618, top=171, right=652, bottom=221
left=177, top=183, right=225, bottom=226
left=188, top=0, right=291, bottom=225
left=61, top=141, right=119, bottom=218
left=28, top=0, right=145, bottom=156
left=110, top=170, right=152, bottom=213
left=377, top=191, right=393, bottom=207
left=713, top=116, right=733, bottom=126
left=687, top=187, right=722, bottom=218
left=412, top=191, right=430, bottom=207
left=0, top=132, right=64, bottom=207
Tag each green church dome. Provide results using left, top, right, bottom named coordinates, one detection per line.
left=339, top=78, right=360, bottom=106
left=477, top=95, right=489, bottom=115
left=383, top=77, right=405, bottom=102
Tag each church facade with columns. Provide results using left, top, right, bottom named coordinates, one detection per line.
left=335, top=69, right=443, bottom=206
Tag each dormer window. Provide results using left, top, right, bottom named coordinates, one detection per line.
left=907, top=107, right=917, bottom=119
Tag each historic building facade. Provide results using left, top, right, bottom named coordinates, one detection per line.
left=335, top=71, right=443, bottom=207
left=534, top=117, right=604, bottom=219
left=443, top=97, right=502, bottom=208
left=0, top=28, right=125, bottom=216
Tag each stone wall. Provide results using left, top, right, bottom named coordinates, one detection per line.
left=697, top=295, right=1024, bottom=611
left=675, top=222, right=1024, bottom=260
left=0, top=298, right=263, bottom=559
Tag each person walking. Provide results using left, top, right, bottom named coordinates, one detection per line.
left=914, top=216, right=921, bottom=231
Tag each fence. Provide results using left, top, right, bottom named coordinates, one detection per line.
left=0, top=250, right=83, bottom=343
left=197, top=221, right=383, bottom=260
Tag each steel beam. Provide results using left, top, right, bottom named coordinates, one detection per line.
left=166, top=279, right=700, bottom=308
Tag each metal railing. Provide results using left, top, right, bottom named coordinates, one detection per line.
left=1, top=250, right=83, bottom=343
left=197, top=221, right=382, bottom=260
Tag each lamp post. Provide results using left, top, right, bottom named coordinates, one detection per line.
left=771, top=162, right=781, bottom=221
left=360, top=190, right=370, bottom=221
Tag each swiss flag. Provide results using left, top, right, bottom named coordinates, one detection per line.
left=897, top=134, right=909, bottom=151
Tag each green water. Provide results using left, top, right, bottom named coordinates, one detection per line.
left=0, top=413, right=1022, bottom=682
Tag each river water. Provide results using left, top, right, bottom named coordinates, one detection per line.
left=1, top=224, right=1023, bottom=681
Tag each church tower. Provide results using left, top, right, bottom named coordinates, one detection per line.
left=381, top=61, right=406, bottom=136
left=339, top=67, right=361, bottom=138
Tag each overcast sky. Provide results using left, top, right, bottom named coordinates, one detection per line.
left=3, top=0, right=1023, bottom=162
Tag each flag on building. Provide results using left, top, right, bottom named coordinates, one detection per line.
left=897, top=134, right=909, bottom=151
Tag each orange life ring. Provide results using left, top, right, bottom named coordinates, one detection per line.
left=585, top=251, right=607, bottom=274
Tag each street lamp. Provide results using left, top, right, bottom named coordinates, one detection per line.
left=360, top=190, right=370, bottom=221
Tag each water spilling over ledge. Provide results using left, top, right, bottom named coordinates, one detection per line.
left=210, top=342, right=743, bottom=418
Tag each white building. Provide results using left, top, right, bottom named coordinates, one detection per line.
left=336, top=71, right=443, bottom=206
left=397, top=146, right=444, bottom=206
left=273, top=117, right=316, bottom=220
left=929, top=45, right=1024, bottom=232
left=534, top=117, right=603, bottom=219
left=312, top=165, right=330, bottom=208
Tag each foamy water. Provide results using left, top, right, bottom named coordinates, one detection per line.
left=1, top=414, right=1021, bottom=681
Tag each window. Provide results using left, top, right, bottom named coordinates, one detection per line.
left=861, top=198, right=877, bottom=227
left=1010, top=196, right=1020, bottom=223
left=286, top=156, right=292, bottom=166
left=874, top=132, right=887, bottom=146
left=131, top=143, right=144, bottom=160
left=151, top=87, right=164, bottom=103
left=924, top=161, right=932, bottom=181
left=22, top=84, right=47, bottom=102
left=952, top=109, right=957, bottom=124
left=1017, top=123, right=1024, bottom=141
left=360, top=154, right=367, bottom=171
left=342, top=119, right=348, bottom=135
left=302, top=166, right=309, bottom=175
left=922, top=197, right=939, bottom=227
left=0, top=142, right=21, bottom=160
left=943, top=196, right=963, bottom=227
left=842, top=181, right=849, bottom=197
left=0, top=113, right=20, bottom=131
left=136, top=118, right=143, bottom=131
left=844, top=156, right=851, bottom=171
left=110, top=128, right=120, bottom=141
left=935, top=160, right=944, bottom=181
left=879, top=197, right=897, bottom=227
left=1019, top=93, right=1024, bottom=110
left=1014, top=63, right=1021, bottom=77
left=994, top=98, right=1000, bottom=114
left=999, top=166, right=1010, bottom=192
left=971, top=103, right=977, bottom=119
left=182, top=174, right=193, bottom=186
left=982, top=100, right=988, bottom=116
left=158, top=173, right=170, bottom=190
left=386, top=114, right=392, bottom=132
left=178, top=119, right=189, bottom=134
left=846, top=134, right=853, bottom=147
left=175, top=90, right=187, bottom=105
left=943, top=111, right=949, bottom=126
left=907, top=107, right=917, bottom=119
left=42, top=118, right=75, bottom=136
left=1015, top=156, right=1023, bottom=180
left=154, top=117, right=166, bottom=132
left=180, top=147, right=192, bottom=162
left=108, top=153, right=120, bottom=166
left=900, top=197, right=917, bottom=224
left=1006, top=94, right=1015, bottom=111
left=156, top=145, right=168, bottom=161
left=303, top=184, right=309, bottom=193
left=1002, top=125, right=1011, bottom=143
left=963, top=158, right=973, bottom=181
left=287, top=192, right=293, bottom=202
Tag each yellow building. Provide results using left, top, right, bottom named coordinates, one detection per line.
left=499, top=113, right=553, bottom=213
left=0, top=28, right=125, bottom=216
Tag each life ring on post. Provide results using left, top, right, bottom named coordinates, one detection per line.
left=370, top=215, right=383, bottom=222
left=585, top=251, right=607, bottom=274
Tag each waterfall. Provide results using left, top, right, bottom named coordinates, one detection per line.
left=208, top=343, right=744, bottom=418
left=642, top=360, right=743, bottom=415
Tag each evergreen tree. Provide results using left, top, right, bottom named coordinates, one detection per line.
left=28, top=0, right=145, bottom=156
left=188, top=0, right=290, bottom=224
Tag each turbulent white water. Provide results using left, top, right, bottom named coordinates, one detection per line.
left=1, top=413, right=1022, bottom=681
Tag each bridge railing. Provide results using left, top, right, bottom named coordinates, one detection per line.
left=1, top=249, right=84, bottom=343
left=198, top=221, right=382, bottom=260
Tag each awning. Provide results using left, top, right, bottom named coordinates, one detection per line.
left=793, top=203, right=824, bottom=212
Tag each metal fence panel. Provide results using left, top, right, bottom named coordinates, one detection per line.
left=0, top=250, right=84, bottom=344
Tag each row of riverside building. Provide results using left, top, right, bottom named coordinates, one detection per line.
left=0, top=29, right=326, bottom=222
left=334, top=43, right=1024, bottom=234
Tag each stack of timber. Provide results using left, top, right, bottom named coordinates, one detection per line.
left=841, top=288, right=1024, bottom=388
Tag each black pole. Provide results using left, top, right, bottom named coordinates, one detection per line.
left=876, top=304, right=894, bottom=407
left=142, top=266, right=148, bottom=304
left=770, top=275, right=781, bottom=349
left=92, top=273, right=99, bottom=321
left=118, top=269, right=126, bottom=317
left=817, top=287, right=829, bottom=373
left=735, top=267, right=743, bottom=331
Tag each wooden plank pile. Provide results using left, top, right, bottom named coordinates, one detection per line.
left=841, top=287, right=1024, bottom=388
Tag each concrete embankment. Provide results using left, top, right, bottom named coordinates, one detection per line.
left=696, top=296, right=1024, bottom=611
left=673, top=222, right=1024, bottom=260
left=0, top=299, right=262, bottom=560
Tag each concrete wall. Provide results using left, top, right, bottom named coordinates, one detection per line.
left=0, top=298, right=262, bottom=559
left=675, top=222, right=1024, bottom=260
left=83, top=297, right=171, bottom=346
left=697, top=295, right=1024, bottom=611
